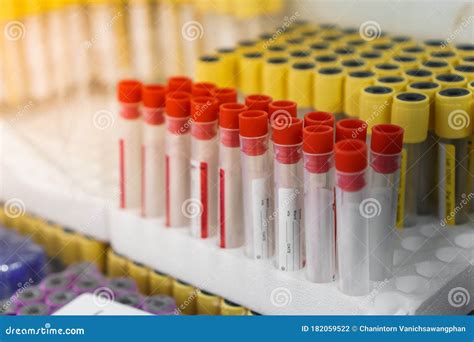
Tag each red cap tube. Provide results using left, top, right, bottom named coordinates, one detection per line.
left=268, top=100, right=297, bottom=121
left=245, top=94, right=273, bottom=112
left=335, top=139, right=368, bottom=191
left=166, top=92, right=191, bottom=118
left=303, top=125, right=334, bottom=173
left=304, top=111, right=335, bottom=128
left=192, top=82, right=217, bottom=97
left=370, top=124, right=404, bottom=174
left=167, top=76, right=192, bottom=93
left=191, top=97, right=219, bottom=140
left=239, top=110, right=269, bottom=156
left=220, top=103, right=247, bottom=147
left=211, top=88, right=238, bottom=105
left=118, top=80, right=142, bottom=120
left=143, top=84, right=166, bottom=125
left=273, top=117, right=303, bottom=164
left=336, top=119, right=367, bottom=142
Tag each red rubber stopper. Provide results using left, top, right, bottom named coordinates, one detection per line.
left=336, top=119, right=367, bottom=142
left=268, top=100, right=297, bottom=120
left=191, top=96, right=219, bottom=122
left=272, top=117, right=303, bottom=145
left=118, top=79, right=142, bottom=103
left=335, top=140, right=368, bottom=191
left=370, top=124, right=404, bottom=174
left=211, top=88, right=238, bottom=105
left=165, top=92, right=191, bottom=118
left=239, top=110, right=269, bottom=137
left=304, top=111, right=335, bottom=128
left=167, top=76, right=192, bottom=93
left=245, top=94, right=272, bottom=112
left=219, top=103, right=247, bottom=129
left=303, top=125, right=334, bottom=173
left=142, top=84, right=166, bottom=109
left=192, top=82, right=217, bottom=97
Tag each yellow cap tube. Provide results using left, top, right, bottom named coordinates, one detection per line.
left=455, top=44, right=474, bottom=58
left=172, top=279, right=197, bottom=315
left=333, top=46, right=357, bottom=62
left=407, top=81, right=442, bottom=130
left=402, top=45, right=428, bottom=61
left=423, top=39, right=448, bottom=54
left=107, top=249, right=129, bottom=277
left=371, top=42, right=395, bottom=60
left=313, top=66, right=344, bottom=113
left=239, top=52, right=263, bottom=95
left=360, top=51, right=385, bottom=69
left=403, top=68, right=433, bottom=83
left=359, top=85, right=395, bottom=133
left=288, top=61, right=315, bottom=109
left=195, top=55, right=225, bottom=86
left=288, top=49, right=312, bottom=64
left=430, top=50, right=459, bottom=66
left=314, top=54, right=340, bottom=69
left=196, top=290, right=221, bottom=315
left=149, top=271, right=173, bottom=296
left=421, top=59, right=451, bottom=75
left=78, top=235, right=107, bottom=272
left=344, top=70, right=375, bottom=117
left=390, top=36, right=414, bottom=53
left=265, top=44, right=288, bottom=58
left=217, top=48, right=237, bottom=88
left=220, top=299, right=247, bottom=315
left=341, top=58, right=368, bottom=73
left=391, top=55, right=420, bottom=70
left=461, top=56, right=474, bottom=66
left=435, top=73, right=467, bottom=89
left=435, top=88, right=472, bottom=139
left=309, top=42, right=331, bottom=57
left=453, top=64, right=474, bottom=82
left=263, top=57, right=288, bottom=100
left=127, top=260, right=150, bottom=294
left=391, top=92, right=430, bottom=143
left=345, top=39, right=370, bottom=53
left=375, top=75, right=408, bottom=92
left=372, top=62, right=402, bottom=77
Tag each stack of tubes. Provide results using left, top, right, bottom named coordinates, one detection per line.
left=0, top=0, right=283, bottom=108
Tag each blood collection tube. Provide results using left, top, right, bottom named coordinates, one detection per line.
left=391, top=92, right=430, bottom=228
left=40, top=274, right=71, bottom=295
left=368, top=124, right=404, bottom=281
left=17, top=303, right=50, bottom=316
left=423, top=39, right=446, bottom=54
left=313, top=67, right=345, bottom=119
left=435, top=88, right=472, bottom=225
left=216, top=48, right=237, bottom=88
left=371, top=42, right=394, bottom=58
left=406, top=81, right=442, bottom=215
left=430, top=51, right=459, bottom=66
left=422, top=60, right=451, bottom=75
left=288, top=62, right=316, bottom=117
left=195, top=55, right=224, bottom=86
left=304, top=111, right=335, bottom=128
left=220, top=300, right=247, bottom=315
left=391, top=55, right=419, bottom=71
left=341, top=59, right=367, bottom=73
left=196, top=290, right=221, bottom=315
left=303, top=125, right=335, bottom=283
left=359, top=85, right=394, bottom=134
left=272, top=117, right=304, bottom=271
left=309, top=42, right=331, bottom=58
left=346, top=39, right=370, bottom=53
left=372, top=63, right=402, bottom=77
left=142, top=295, right=176, bottom=315
left=375, top=76, right=408, bottom=92
left=245, top=94, right=272, bottom=112
left=336, top=119, right=368, bottom=142
left=469, top=81, right=474, bottom=212
left=107, top=249, right=129, bottom=278
left=72, top=276, right=102, bottom=295
left=141, top=84, right=166, bottom=218
left=403, top=68, right=433, bottom=83
left=149, top=270, right=172, bottom=296
left=314, top=54, right=340, bottom=69
left=266, top=44, right=288, bottom=59
left=192, top=82, right=216, bottom=97
left=45, top=290, right=77, bottom=313
left=462, top=56, right=474, bottom=66
left=239, top=110, right=274, bottom=259
left=189, top=97, right=219, bottom=239
left=165, top=91, right=192, bottom=227
left=360, top=51, right=384, bottom=69
left=167, top=76, right=192, bottom=93
left=14, top=287, right=44, bottom=306
left=117, top=80, right=142, bottom=209
left=435, top=74, right=467, bottom=89
left=455, top=44, right=474, bottom=58
left=211, top=88, right=237, bottom=105
left=391, top=36, right=413, bottom=53
left=108, top=277, right=138, bottom=297
left=263, top=57, right=288, bottom=100
left=453, top=64, right=474, bottom=82
left=172, top=279, right=196, bottom=315
left=402, top=45, right=427, bottom=61
left=127, top=261, right=149, bottom=294
left=335, top=139, right=370, bottom=296
left=333, top=46, right=356, bottom=62
left=344, top=71, right=375, bottom=118
left=116, top=293, right=142, bottom=309
left=239, top=52, right=264, bottom=97
left=218, top=103, right=247, bottom=249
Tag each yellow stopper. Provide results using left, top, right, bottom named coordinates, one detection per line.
left=403, top=68, right=433, bottom=83
left=372, top=62, right=402, bottom=77
left=359, top=85, right=395, bottom=133
left=320, top=33, right=344, bottom=48
left=263, top=56, right=288, bottom=100
left=127, top=260, right=150, bottom=294
left=406, top=81, right=442, bottom=130
left=20, top=0, right=44, bottom=16
left=423, top=39, right=448, bottom=54
left=57, top=228, right=80, bottom=266
left=334, top=46, right=358, bottom=62
left=421, top=59, right=451, bottom=75
left=264, top=44, right=288, bottom=58
left=314, top=54, right=340, bottom=69
left=453, top=64, right=474, bottom=82
left=196, top=290, right=221, bottom=315
left=195, top=55, right=225, bottom=87
left=391, top=55, right=420, bottom=70
left=344, top=70, right=375, bottom=117
left=78, top=235, right=107, bottom=272
left=430, top=50, right=459, bottom=66
left=469, top=81, right=474, bottom=94
left=435, top=88, right=472, bottom=139
left=345, top=39, right=370, bottom=53
left=239, top=51, right=263, bottom=95
left=341, top=58, right=368, bottom=73
left=455, top=44, right=474, bottom=58
left=285, top=36, right=306, bottom=53
left=375, top=75, right=408, bottom=92
left=391, top=92, right=430, bottom=143
left=435, top=73, right=467, bottom=89
left=47, top=0, right=65, bottom=10
left=107, top=249, right=129, bottom=277
left=401, top=45, right=428, bottom=61
left=309, top=41, right=331, bottom=57
left=360, top=51, right=385, bottom=69
left=288, top=49, right=312, bottom=64
left=391, top=36, right=414, bottom=53
left=172, top=279, right=197, bottom=315
left=287, top=61, right=315, bottom=108
left=0, top=0, right=19, bottom=20
left=149, top=270, right=173, bottom=296
left=462, top=56, right=474, bottom=66
left=371, top=42, right=396, bottom=60
left=220, top=299, right=247, bottom=315
left=237, top=39, right=259, bottom=55
left=217, top=48, right=237, bottom=87
left=313, top=66, right=345, bottom=113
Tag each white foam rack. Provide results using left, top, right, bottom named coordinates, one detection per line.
left=0, top=94, right=473, bottom=315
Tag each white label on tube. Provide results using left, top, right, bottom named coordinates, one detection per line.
left=190, top=159, right=209, bottom=238
left=252, top=178, right=271, bottom=259
left=278, top=188, right=303, bottom=271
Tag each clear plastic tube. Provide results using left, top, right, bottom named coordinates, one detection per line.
left=129, top=0, right=154, bottom=82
